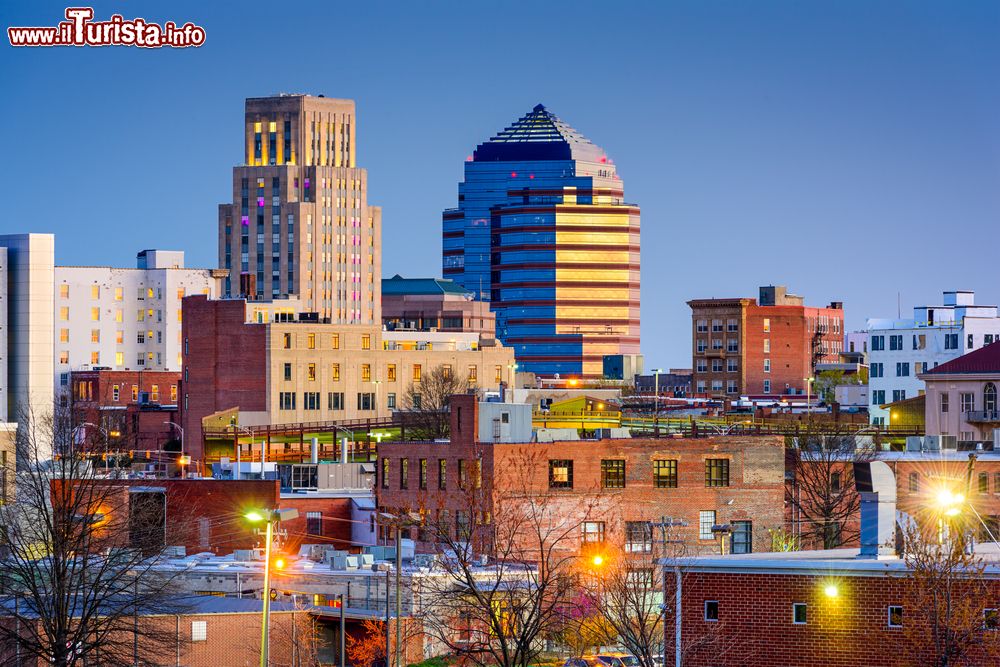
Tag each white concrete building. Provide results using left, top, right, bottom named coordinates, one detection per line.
left=867, top=290, right=1000, bottom=425
left=54, top=250, right=224, bottom=396
left=0, top=233, right=55, bottom=426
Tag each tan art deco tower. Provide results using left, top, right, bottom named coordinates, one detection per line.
left=218, top=94, right=382, bottom=324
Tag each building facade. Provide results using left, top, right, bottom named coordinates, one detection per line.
left=377, top=395, right=786, bottom=556
left=688, top=285, right=844, bottom=399
left=920, top=340, right=1000, bottom=445
left=382, top=274, right=497, bottom=336
left=442, top=104, right=640, bottom=378
left=0, top=233, right=55, bottom=428
left=867, top=290, right=1000, bottom=425
left=218, top=94, right=381, bottom=324
left=179, top=297, right=514, bottom=464
left=54, top=250, right=221, bottom=399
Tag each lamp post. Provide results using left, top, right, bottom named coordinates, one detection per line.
left=245, top=508, right=299, bottom=667
left=373, top=378, right=382, bottom=416
left=506, top=362, right=518, bottom=401
left=651, top=368, right=664, bottom=420
left=163, top=421, right=186, bottom=479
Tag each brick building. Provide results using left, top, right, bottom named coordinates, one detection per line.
left=0, top=596, right=308, bottom=667
left=376, top=395, right=786, bottom=555
left=57, top=478, right=357, bottom=555
left=69, top=368, right=181, bottom=456
left=179, top=295, right=514, bottom=464
left=688, top=285, right=844, bottom=400
left=665, top=550, right=1000, bottom=667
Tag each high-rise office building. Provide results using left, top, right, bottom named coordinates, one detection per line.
left=442, top=104, right=640, bottom=378
left=218, top=94, right=381, bottom=324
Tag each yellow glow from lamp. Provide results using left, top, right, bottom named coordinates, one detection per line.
left=244, top=511, right=265, bottom=523
left=273, top=557, right=286, bottom=570
left=823, top=584, right=839, bottom=598
left=591, top=555, right=604, bottom=567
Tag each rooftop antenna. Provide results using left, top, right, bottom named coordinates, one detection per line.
left=897, top=291, right=901, bottom=319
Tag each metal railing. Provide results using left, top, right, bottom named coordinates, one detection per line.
left=966, top=410, right=1000, bottom=423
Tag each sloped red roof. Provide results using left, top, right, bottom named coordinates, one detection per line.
left=926, top=341, right=1000, bottom=375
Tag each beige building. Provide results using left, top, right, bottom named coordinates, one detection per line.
left=218, top=94, right=381, bottom=324
left=180, top=297, right=515, bottom=460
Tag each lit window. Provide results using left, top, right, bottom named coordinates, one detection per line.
left=387, top=364, right=396, bottom=382
left=763, top=318, right=770, bottom=333
left=549, top=460, right=573, bottom=488
left=151, top=385, right=159, bottom=402
left=331, top=333, right=340, bottom=349
left=191, top=621, right=207, bottom=642
left=361, top=364, right=371, bottom=382
left=888, top=606, right=903, bottom=628
left=307, top=363, right=316, bottom=381
left=59, top=328, right=69, bottom=343
left=413, top=364, right=422, bottom=382
left=59, top=307, right=69, bottom=321
left=361, top=334, right=371, bottom=350
left=307, top=333, right=316, bottom=349
left=114, top=287, right=123, bottom=301
left=115, top=352, right=124, bottom=366
left=90, top=351, right=99, bottom=365
left=59, top=284, right=69, bottom=299
left=332, top=364, right=341, bottom=381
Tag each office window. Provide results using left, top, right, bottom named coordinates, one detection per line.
left=872, top=390, right=885, bottom=405
left=763, top=380, right=771, bottom=394
left=442, top=364, right=453, bottom=380
left=112, top=385, right=120, bottom=401
left=170, top=385, right=177, bottom=402
left=305, top=511, right=322, bottom=535
left=283, top=333, right=292, bottom=349
left=793, top=603, right=807, bottom=625
left=961, top=392, right=975, bottom=413
left=889, top=335, right=903, bottom=351
left=381, top=458, right=390, bottom=489
left=495, top=365, right=503, bottom=383
left=361, top=363, right=371, bottom=382
left=727, top=380, right=738, bottom=394
left=913, top=334, right=926, bottom=350
left=549, top=460, right=573, bottom=488
left=468, top=365, right=477, bottom=382
left=705, top=459, right=730, bottom=487
left=413, top=364, right=422, bottom=382
left=871, top=363, right=883, bottom=378
left=711, top=319, right=723, bottom=332
left=763, top=339, right=770, bottom=353
left=332, top=363, right=340, bottom=381
left=400, top=458, right=409, bottom=489
left=283, top=363, right=292, bottom=381
left=151, top=385, right=159, bottom=402
left=727, top=319, right=738, bottom=332
left=699, top=510, right=716, bottom=540
left=871, top=335, right=884, bottom=351
left=307, top=333, right=315, bottom=349
left=696, top=319, right=708, bottom=333
left=328, top=392, right=345, bottom=410
left=89, top=329, right=99, bottom=344
left=387, top=364, right=396, bottom=382
left=60, top=284, right=69, bottom=299
left=357, top=393, right=374, bottom=410
left=419, top=459, right=427, bottom=489
left=582, top=521, right=605, bottom=544
left=361, top=334, right=371, bottom=350
left=888, top=606, right=903, bottom=628
left=711, top=359, right=723, bottom=373
left=278, top=392, right=296, bottom=410
left=387, top=393, right=396, bottom=409
left=896, top=362, right=910, bottom=377
left=90, top=351, right=99, bottom=365
left=979, top=472, right=989, bottom=494
left=763, top=318, right=770, bottom=333
left=764, top=359, right=771, bottom=373
left=945, top=333, right=958, bottom=350
left=696, top=339, right=707, bottom=353
left=727, top=359, right=738, bottom=372
left=654, top=459, right=678, bottom=488
left=704, top=600, right=719, bottom=622
left=132, top=385, right=139, bottom=401
left=625, top=521, right=652, bottom=553
left=116, top=330, right=123, bottom=344
left=58, top=307, right=71, bottom=321
left=908, top=472, right=920, bottom=492
left=727, top=339, right=738, bottom=353
left=438, top=459, right=447, bottom=489
left=892, top=389, right=906, bottom=403
left=191, top=621, right=207, bottom=642
left=304, top=392, right=320, bottom=410
left=601, top=459, right=626, bottom=488
left=331, top=333, right=340, bottom=349
left=969, top=334, right=975, bottom=350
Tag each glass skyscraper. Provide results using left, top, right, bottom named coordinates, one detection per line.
left=442, top=105, right=640, bottom=378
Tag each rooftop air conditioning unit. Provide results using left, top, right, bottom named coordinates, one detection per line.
left=941, top=434, right=958, bottom=450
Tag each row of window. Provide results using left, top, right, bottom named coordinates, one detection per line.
left=695, top=339, right=740, bottom=353
left=695, top=380, right=740, bottom=394
left=870, top=362, right=930, bottom=378
left=547, top=458, right=731, bottom=489
left=695, top=319, right=740, bottom=333
left=696, top=359, right=739, bottom=373
left=58, top=285, right=203, bottom=301
left=939, top=385, right=998, bottom=414
left=59, top=350, right=170, bottom=368
left=380, top=457, right=480, bottom=491
left=704, top=601, right=905, bottom=628
left=281, top=362, right=482, bottom=384
left=278, top=391, right=394, bottom=411
left=57, top=306, right=180, bottom=324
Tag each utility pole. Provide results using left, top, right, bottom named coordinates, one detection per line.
left=395, top=524, right=402, bottom=667
left=385, top=564, right=391, bottom=667
left=339, top=593, right=346, bottom=667
left=654, top=516, right=687, bottom=667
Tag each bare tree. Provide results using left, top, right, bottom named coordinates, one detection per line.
left=0, top=403, right=191, bottom=666
left=401, top=365, right=476, bottom=441
left=898, top=524, right=1000, bottom=667
left=416, top=448, right=599, bottom=667
left=785, top=425, right=877, bottom=549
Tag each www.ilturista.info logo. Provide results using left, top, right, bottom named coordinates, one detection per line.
left=8, top=7, right=205, bottom=48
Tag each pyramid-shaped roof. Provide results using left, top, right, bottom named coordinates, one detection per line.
left=473, top=104, right=606, bottom=163
left=925, top=341, right=1000, bottom=375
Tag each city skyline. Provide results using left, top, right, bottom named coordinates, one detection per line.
left=4, top=1, right=1000, bottom=368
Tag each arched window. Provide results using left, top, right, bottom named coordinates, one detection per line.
left=985, top=383, right=998, bottom=413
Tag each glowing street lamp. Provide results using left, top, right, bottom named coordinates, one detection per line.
left=823, top=584, right=839, bottom=598
left=591, top=554, right=604, bottom=568
left=245, top=508, right=298, bottom=667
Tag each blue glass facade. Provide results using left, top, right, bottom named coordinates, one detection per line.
left=442, top=105, right=641, bottom=378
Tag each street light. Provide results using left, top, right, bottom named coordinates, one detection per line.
left=804, top=377, right=815, bottom=420
left=245, top=508, right=299, bottom=667
left=164, top=421, right=186, bottom=478
left=651, top=368, right=664, bottom=419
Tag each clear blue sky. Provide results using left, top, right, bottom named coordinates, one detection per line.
left=3, top=1, right=999, bottom=369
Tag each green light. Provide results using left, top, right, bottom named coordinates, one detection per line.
left=245, top=511, right=266, bottom=523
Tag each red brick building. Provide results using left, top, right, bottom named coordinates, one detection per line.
left=376, top=395, right=786, bottom=555
left=688, top=285, right=844, bottom=400
left=69, top=369, right=181, bottom=454
left=667, top=549, right=1000, bottom=667
left=55, top=478, right=355, bottom=555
